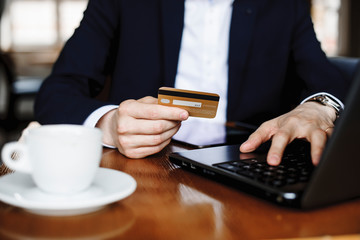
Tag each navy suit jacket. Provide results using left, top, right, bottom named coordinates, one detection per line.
left=35, top=0, right=349, bottom=125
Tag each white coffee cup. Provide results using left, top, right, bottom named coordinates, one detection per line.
left=1, top=124, right=103, bottom=195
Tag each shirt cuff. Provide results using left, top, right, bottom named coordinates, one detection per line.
left=301, top=92, right=345, bottom=110
left=83, top=105, right=118, bottom=149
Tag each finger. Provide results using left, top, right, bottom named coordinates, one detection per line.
left=309, top=128, right=327, bottom=165
left=240, top=122, right=275, bottom=153
left=117, top=123, right=180, bottom=150
left=117, top=119, right=181, bottom=135
left=121, top=138, right=172, bottom=159
left=239, top=133, right=263, bottom=153
left=267, top=130, right=292, bottom=166
left=138, top=96, right=158, bottom=104
left=119, top=100, right=189, bottom=121
left=324, top=126, right=334, bottom=137
left=137, top=96, right=189, bottom=120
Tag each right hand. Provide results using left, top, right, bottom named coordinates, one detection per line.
left=96, top=96, right=189, bottom=158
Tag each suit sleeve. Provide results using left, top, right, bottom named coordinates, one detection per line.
left=35, top=0, right=120, bottom=124
left=291, top=0, right=349, bottom=102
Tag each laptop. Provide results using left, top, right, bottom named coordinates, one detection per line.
left=169, top=71, right=360, bottom=209
left=172, top=119, right=255, bottom=149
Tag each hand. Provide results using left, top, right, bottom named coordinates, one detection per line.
left=96, top=96, right=189, bottom=158
left=240, top=102, right=337, bottom=166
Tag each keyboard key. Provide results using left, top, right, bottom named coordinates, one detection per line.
left=272, top=179, right=285, bottom=187
left=237, top=170, right=256, bottom=179
left=217, top=164, right=240, bottom=172
left=215, top=150, right=314, bottom=188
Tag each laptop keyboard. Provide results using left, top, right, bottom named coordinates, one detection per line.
left=215, top=150, right=315, bottom=188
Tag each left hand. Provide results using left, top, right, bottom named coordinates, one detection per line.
left=240, top=102, right=337, bottom=166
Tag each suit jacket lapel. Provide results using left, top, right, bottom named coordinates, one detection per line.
left=161, top=0, right=185, bottom=87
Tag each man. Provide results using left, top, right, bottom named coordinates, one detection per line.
left=35, top=0, right=349, bottom=165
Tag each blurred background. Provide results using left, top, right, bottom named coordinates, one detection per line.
left=0, top=0, right=87, bottom=151
left=0, top=0, right=359, bottom=158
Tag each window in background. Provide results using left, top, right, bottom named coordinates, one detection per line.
left=0, top=0, right=87, bottom=77
left=0, top=0, right=87, bottom=121
left=7, top=0, right=57, bottom=49
left=1, top=0, right=87, bottom=50
left=59, top=0, right=87, bottom=42
left=311, top=0, right=341, bottom=56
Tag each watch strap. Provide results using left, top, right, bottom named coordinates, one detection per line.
left=304, top=93, right=343, bottom=117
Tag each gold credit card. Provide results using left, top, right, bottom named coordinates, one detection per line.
left=158, top=87, right=220, bottom=118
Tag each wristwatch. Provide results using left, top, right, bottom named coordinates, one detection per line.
left=305, top=94, right=342, bottom=117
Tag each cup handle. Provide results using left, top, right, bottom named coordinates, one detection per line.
left=1, top=142, right=32, bottom=173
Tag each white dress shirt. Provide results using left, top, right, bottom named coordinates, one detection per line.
left=175, top=0, right=234, bottom=124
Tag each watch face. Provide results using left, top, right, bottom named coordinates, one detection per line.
left=319, top=96, right=326, bottom=103
left=307, top=94, right=341, bottom=117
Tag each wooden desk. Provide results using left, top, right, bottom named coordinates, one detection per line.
left=0, top=144, right=359, bottom=240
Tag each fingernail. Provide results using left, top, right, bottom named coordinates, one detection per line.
left=268, top=154, right=280, bottom=165
left=312, top=156, right=320, bottom=166
left=240, top=141, right=256, bottom=152
left=180, top=112, right=188, bottom=120
left=240, top=141, right=249, bottom=149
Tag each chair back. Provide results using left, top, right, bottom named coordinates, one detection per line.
left=329, top=57, right=360, bottom=84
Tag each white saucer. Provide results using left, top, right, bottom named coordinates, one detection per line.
left=0, top=168, right=136, bottom=216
